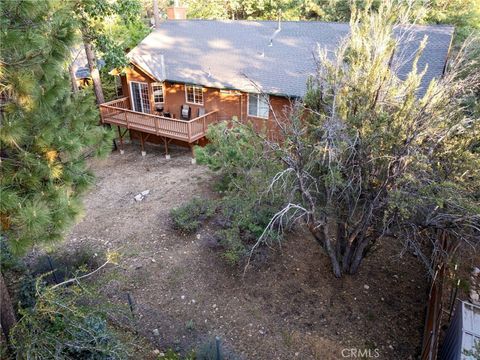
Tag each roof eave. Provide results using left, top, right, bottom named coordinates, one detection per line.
left=129, top=60, right=161, bottom=82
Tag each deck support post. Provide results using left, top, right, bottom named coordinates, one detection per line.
left=163, top=137, right=171, bottom=160
left=140, top=133, right=151, bottom=157
left=140, top=132, right=146, bottom=156
left=117, top=126, right=125, bottom=154
left=189, top=143, right=196, bottom=164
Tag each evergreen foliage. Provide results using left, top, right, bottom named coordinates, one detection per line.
left=11, top=280, right=131, bottom=359
left=70, top=0, right=150, bottom=102
left=182, top=0, right=480, bottom=36
left=170, top=197, right=216, bottom=234
left=0, top=0, right=114, bottom=255
left=196, top=121, right=281, bottom=192
left=422, top=0, right=480, bottom=43
left=73, top=0, right=148, bottom=70
left=193, top=122, right=285, bottom=264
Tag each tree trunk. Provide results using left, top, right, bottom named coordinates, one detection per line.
left=152, top=0, right=160, bottom=28
left=82, top=33, right=104, bottom=105
left=324, top=234, right=342, bottom=278
left=308, top=223, right=342, bottom=278
left=335, top=222, right=346, bottom=261
left=68, top=64, right=78, bottom=94
left=347, top=236, right=370, bottom=274
left=341, top=238, right=355, bottom=273
left=0, top=272, right=16, bottom=342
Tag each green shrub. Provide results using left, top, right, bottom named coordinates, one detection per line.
left=215, top=197, right=284, bottom=264
left=18, top=274, right=37, bottom=310
left=159, top=349, right=195, bottom=360
left=193, top=122, right=288, bottom=265
left=170, top=198, right=216, bottom=234
left=11, top=281, right=132, bottom=360
left=216, top=228, right=245, bottom=265
left=0, top=236, right=24, bottom=272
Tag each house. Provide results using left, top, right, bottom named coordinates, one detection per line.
left=439, top=300, right=480, bottom=360
left=99, top=6, right=454, bottom=158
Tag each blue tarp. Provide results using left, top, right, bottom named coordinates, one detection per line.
left=75, top=59, right=106, bottom=79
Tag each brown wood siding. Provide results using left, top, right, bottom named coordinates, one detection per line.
left=120, top=64, right=292, bottom=139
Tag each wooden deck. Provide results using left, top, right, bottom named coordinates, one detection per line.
left=99, top=97, right=219, bottom=143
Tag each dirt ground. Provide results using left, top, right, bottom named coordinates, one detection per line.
left=53, top=143, right=429, bottom=360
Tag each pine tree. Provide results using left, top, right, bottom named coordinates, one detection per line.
left=0, top=0, right=114, bottom=339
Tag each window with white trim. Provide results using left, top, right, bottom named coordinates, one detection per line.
left=248, top=93, right=269, bottom=118
left=152, top=82, right=164, bottom=104
left=185, top=84, right=204, bottom=105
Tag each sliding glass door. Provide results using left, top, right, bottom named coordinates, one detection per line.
left=130, top=81, right=151, bottom=113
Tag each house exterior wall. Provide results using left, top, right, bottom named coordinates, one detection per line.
left=120, top=64, right=292, bottom=140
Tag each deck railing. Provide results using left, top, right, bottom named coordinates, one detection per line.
left=99, top=97, right=218, bottom=143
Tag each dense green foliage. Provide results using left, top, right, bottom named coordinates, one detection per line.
left=172, top=122, right=284, bottom=264
left=195, top=121, right=265, bottom=179
left=170, top=197, right=216, bottom=234
left=0, top=0, right=114, bottom=255
left=182, top=0, right=380, bottom=20
left=422, top=0, right=480, bottom=43
left=183, top=0, right=299, bottom=20
left=11, top=281, right=131, bottom=359
left=70, top=0, right=150, bottom=102
left=182, top=0, right=480, bottom=42
left=193, top=122, right=284, bottom=263
left=73, top=0, right=148, bottom=70
left=0, top=236, right=23, bottom=272
left=93, top=0, right=150, bottom=101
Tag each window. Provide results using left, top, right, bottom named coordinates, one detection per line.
left=130, top=81, right=150, bottom=113
left=248, top=93, right=269, bottom=118
left=152, top=82, right=164, bottom=104
left=185, top=84, right=204, bottom=105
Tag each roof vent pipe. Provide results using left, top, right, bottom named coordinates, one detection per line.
left=269, top=10, right=282, bottom=46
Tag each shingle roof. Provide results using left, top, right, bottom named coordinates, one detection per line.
left=127, top=20, right=453, bottom=98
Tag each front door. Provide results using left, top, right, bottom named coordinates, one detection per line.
left=130, top=81, right=151, bottom=113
